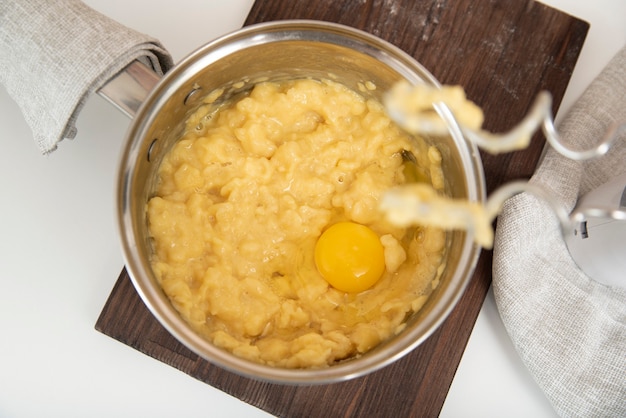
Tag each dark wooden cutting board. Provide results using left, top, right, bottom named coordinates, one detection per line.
left=96, top=0, right=588, bottom=416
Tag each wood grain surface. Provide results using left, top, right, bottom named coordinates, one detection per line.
left=96, top=0, right=588, bottom=416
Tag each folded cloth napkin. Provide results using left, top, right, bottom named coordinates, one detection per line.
left=0, top=0, right=173, bottom=154
left=493, top=44, right=626, bottom=417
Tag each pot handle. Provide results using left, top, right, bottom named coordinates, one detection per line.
left=0, top=0, right=173, bottom=154
left=97, top=60, right=161, bottom=119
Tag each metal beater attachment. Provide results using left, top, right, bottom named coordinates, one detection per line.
left=384, top=81, right=624, bottom=160
left=381, top=81, right=626, bottom=247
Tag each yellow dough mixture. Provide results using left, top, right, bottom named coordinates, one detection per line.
left=147, top=78, right=447, bottom=368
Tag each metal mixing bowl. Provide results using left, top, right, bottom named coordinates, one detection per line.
left=116, top=20, right=485, bottom=384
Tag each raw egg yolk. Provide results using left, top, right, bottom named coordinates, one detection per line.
left=314, top=222, right=386, bottom=293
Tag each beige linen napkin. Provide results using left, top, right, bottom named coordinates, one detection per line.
left=0, top=0, right=173, bottom=154
left=493, top=45, right=626, bottom=417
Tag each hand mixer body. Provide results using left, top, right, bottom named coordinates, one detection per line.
left=565, top=172, right=626, bottom=289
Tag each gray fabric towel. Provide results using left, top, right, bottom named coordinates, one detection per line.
left=493, top=45, right=626, bottom=417
left=0, top=0, right=173, bottom=154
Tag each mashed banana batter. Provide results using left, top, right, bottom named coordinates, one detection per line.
left=147, top=78, right=446, bottom=368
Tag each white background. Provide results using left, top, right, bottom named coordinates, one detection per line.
left=0, top=1, right=624, bottom=417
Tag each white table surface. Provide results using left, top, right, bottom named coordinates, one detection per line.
left=0, top=1, right=623, bottom=417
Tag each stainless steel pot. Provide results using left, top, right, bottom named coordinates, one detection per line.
left=104, top=20, right=486, bottom=384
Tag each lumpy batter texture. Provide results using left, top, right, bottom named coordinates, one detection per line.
left=147, top=78, right=446, bottom=368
